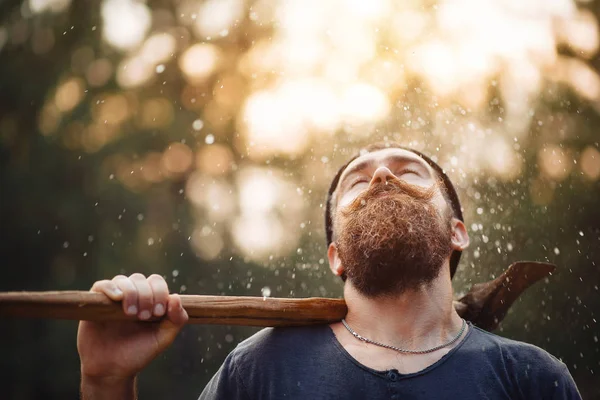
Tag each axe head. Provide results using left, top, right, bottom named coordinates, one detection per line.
left=454, top=261, right=556, bottom=331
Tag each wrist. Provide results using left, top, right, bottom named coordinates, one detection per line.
left=81, top=373, right=136, bottom=400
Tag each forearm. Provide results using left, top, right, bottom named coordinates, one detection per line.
left=80, top=374, right=137, bottom=400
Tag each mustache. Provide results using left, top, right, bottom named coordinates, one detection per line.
left=342, top=177, right=437, bottom=216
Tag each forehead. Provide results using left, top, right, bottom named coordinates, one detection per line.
left=339, top=148, right=432, bottom=181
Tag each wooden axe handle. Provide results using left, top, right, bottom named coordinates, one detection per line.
left=0, top=291, right=348, bottom=327
left=0, top=261, right=555, bottom=329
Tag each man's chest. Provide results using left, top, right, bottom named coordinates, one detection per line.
left=250, top=371, right=516, bottom=400
left=246, top=352, right=519, bottom=400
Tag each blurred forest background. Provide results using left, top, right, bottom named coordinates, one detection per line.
left=0, top=0, right=599, bottom=398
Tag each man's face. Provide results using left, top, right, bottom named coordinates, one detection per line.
left=330, top=148, right=456, bottom=298
left=334, top=148, right=448, bottom=213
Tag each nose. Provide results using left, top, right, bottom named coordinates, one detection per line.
left=369, top=166, right=395, bottom=186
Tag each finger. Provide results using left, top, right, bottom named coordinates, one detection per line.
left=166, top=294, right=189, bottom=326
left=147, top=274, right=169, bottom=317
left=155, top=294, right=188, bottom=350
left=129, top=273, right=153, bottom=320
left=90, top=279, right=123, bottom=301
left=112, top=275, right=138, bottom=316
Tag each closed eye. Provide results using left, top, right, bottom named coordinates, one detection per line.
left=396, top=169, right=420, bottom=177
left=349, top=178, right=369, bottom=188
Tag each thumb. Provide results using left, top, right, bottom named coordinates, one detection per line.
left=155, top=294, right=188, bottom=350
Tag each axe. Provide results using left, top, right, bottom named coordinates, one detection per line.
left=0, top=261, right=555, bottom=331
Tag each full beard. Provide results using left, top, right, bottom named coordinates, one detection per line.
left=334, top=178, right=453, bottom=298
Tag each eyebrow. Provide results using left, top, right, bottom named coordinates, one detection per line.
left=339, top=154, right=430, bottom=187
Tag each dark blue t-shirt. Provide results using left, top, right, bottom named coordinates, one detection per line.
left=199, top=323, right=580, bottom=399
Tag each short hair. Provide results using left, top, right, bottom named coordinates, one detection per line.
left=324, top=143, right=464, bottom=279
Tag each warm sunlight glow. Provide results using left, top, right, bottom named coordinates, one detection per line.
left=179, top=44, right=220, bottom=83
left=580, top=146, right=600, bottom=180
left=32, top=0, right=600, bottom=266
left=538, top=145, right=572, bottom=181
left=54, top=77, right=85, bottom=112
left=101, top=0, right=151, bottom=51
left=162, top=142, right=193, bottom=176
left=116, top=56, right=154, bottom=88
left=140, top=33, right=177, bottom=65
left=29, top=0, right=71, bottom=14
left=195, top=0, right=244, bottom=38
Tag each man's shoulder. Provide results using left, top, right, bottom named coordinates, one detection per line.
left=199, top=325, right=333, bottom=399
left=465, top=325, right=580, bottom=398
left=469, top=325, right=560, bottom=359
left=467, top=324, right=567, bottom=375
left=230, top=324, right=331, bottom=364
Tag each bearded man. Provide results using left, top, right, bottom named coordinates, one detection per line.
left=78, top=144, right=581, bottom=399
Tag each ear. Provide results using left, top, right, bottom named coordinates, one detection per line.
left=451, top=218, right=469, bottom=251
left=327, top=243, right=345, bottom=277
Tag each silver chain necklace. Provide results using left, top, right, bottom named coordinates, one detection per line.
left=341, top=318, right=467, bottom=354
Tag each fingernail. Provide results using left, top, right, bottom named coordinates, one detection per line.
left=139, top=310, right=151, bottom=320
left=127, top=305, right=138, bottom=315
left=112, top=288, right=123, bottom=296
left=154, top=303, right=165, bottom=316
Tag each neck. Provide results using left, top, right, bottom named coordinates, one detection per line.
left=342, top=265, right=463, bottom=350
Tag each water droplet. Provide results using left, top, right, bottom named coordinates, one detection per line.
left=172, top=269, right=179, bottom=277
left=63, top=241, right=69, bottom=248
left=205, top=134, right=214, bottom=144
left=155, top=64, right=165, bottom=73
left=261, top=286, right=271, bottom=297
left=554, top=247, right=560, bottom=255
left=192, top=119, right=204, bottom=131
left=147, top=238, right=154, bottom=246
left=137, top=213, right=144, bottom=221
